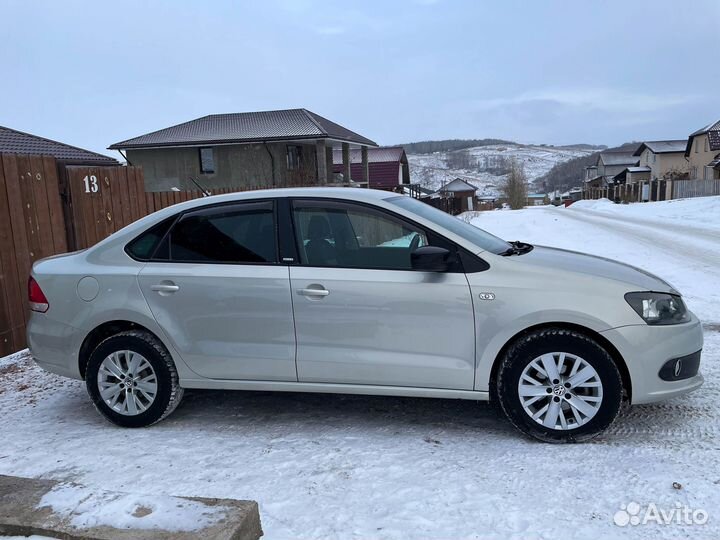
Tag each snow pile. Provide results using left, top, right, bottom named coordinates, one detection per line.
left=37, top=483, right=229, bottom=532
left=567, top=195, right=720, bottom=231
left=566, top=198, right=614, bottom=210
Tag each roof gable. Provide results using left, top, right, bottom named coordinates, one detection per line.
left=686, top=118, right=720, bottom=155
left=633, top=140, right=687, bottom=156
left=109, top=109, right=377, bottom=149
left=438, top=178, right=478, bottom=193
left=0, top=125, right=118, bottom=163
left=598, top=152, right=639, bottom=167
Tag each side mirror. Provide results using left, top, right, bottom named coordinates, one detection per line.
left=411, top=246, right=451, bottom=272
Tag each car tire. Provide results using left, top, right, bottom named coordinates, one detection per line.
left=496, top=328, right=623, bottom=443
left=86, top=330, right=184, bottom=428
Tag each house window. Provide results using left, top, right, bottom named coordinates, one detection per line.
left=705, top=138, right=710, bottom=152
left=695, top=139, right=699, bottom=153
left=199, top=147, right=215, bottom=174
left=652, top=152, right=656, bottom=163
left=286, top=145, right=303, bottom=170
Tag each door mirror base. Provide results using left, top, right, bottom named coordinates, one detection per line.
left=411, top=246, right=451, bottom=272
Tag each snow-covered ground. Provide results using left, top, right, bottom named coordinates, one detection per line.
left=1, top=197, right=719, bottom=539
left=408, top=144, right=592, bottom=195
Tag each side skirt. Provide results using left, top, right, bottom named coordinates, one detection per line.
left=180, top=378, right=490, bottom=401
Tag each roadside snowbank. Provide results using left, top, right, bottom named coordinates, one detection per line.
left=567, top=195, right=720, bottom=231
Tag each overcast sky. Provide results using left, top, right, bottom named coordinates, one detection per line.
left=2, top=0, right=718, bottom=157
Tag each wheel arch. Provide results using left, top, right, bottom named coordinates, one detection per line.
left=79, top=320, right=165, bottom=380
left=488, top=322, right=632, bottom=403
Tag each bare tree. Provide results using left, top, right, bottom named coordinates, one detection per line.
left=501, top=158, right=528, bottom=209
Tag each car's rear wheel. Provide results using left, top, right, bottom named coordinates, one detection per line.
left=86, top=330, right=183, bottom=427
left=496, top=328, right=623, bottom=443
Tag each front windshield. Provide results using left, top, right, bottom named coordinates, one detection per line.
left=387, top=196, right=511, bottom=255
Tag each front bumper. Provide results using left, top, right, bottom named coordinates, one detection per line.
left=600, top=314, right=704, bottom=405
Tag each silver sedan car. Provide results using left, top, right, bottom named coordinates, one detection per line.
left=27, top=188, right=703, bottom=442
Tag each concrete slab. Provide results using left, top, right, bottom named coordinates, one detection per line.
left=0, top=475, right=262, bottom=540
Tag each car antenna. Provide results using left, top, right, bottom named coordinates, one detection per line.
left=188, top=176, right=211, bottom=197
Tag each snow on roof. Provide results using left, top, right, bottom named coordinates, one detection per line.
left=633, top=140, right=687, bottom=156
left=438, top=178, right=478, bottom=193
left=599, top=152, right=639, bottom=166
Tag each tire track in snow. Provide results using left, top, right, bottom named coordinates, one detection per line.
left=570, top=207, right=720, bottom=246
left=558, top=209, right=720, bottom=271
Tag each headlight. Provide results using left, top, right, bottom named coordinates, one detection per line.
left=624, top=292, right=689, bottom=325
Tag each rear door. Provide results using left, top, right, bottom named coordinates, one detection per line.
left=288, top=199, right=476, bottom=390
left=137, top=200, right=296, bottom=381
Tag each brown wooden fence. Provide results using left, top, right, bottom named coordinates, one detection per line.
left=60, top=165, right=228, bottom=251
left=0, top=153, right=247, bottom=355
left=0, top=154, right=69, bottom=355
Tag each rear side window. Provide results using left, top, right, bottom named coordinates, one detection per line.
left=125, top=217, right=175, bottom=261
left=168, top=201, right=277, bottom=264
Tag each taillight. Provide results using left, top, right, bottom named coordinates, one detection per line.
left=28, top=277, right=49, bottom=313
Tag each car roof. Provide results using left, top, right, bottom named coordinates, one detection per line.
left=183, top=186, right=393, bottom=205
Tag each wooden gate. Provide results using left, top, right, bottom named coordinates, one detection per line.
left=0, top=154, right=68, bottom=355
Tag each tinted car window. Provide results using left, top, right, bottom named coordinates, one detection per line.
left=125, top=217, right=175, bottom=261
left=293, top=201, right=427, bottom=270
left=387, top=195, right=511, bottom=255
left=168, top=202, right=276, bottom=263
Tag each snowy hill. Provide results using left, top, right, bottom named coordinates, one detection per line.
left=408, top=143, right=594, bottom=196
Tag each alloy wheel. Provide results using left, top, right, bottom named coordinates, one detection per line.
left=518, top=352, right=603, bottom=430
left=97, top=350, right=158, bottom=416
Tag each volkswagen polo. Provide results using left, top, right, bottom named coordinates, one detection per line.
left=27, top=188, right=704, bottom=442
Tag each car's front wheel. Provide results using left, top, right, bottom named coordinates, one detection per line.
left=86, top=330, right=184, bottom=427
left=496, top=328, right=623, bottom=443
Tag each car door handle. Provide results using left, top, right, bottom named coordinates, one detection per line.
left=297, top=288, right=329, bottom=297
left=150, top=283, right=180, bottom=293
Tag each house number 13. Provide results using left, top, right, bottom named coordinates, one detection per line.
left=83, top=175, right=99, bottom=193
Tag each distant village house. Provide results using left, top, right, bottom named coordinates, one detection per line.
left=685, top=119, right=720, bottom=181
left=108, top=109, right=377, bottom=192
left=332, top=146, right=410, bottom=190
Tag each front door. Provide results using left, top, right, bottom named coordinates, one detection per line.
left=288, top=199, right=475, bottom=390
left=138, top=200, right=296, bottom=381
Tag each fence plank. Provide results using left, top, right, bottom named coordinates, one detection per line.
left=133, top=168, right=148, bottom=217
left=116, top=168, right=132, bottom=228
left=28, top=155, right=55, bottom=260
left=41, top=156, right=68, bottom=253
left=107, top=167, right=123, bottom=233
left=0, top=155, right=24, bottom=351
left=69, top=167, right=97, bottom=249
left=3, top=154, right=31, bottom=329
left=82, top=167, right=105, bottom=247
left=98, top=168, right=115, bottom=239
left=126, top=167, right=140, bottom=222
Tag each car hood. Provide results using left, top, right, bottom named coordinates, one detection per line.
left=517, top=245, right=677, bottom=293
